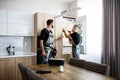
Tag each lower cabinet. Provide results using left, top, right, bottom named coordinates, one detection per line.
left=0, top=56, right=36, bottom=80
left=15, top=57, right=26, bottom=80
left=0, top=58, right=6, bottom=80
left=5, top=58, right=16, bottom=80
left=16, top=56, right=36, bottom=80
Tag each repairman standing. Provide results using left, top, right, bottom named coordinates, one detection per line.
left=40, top=19, right=62, bottom=63
left=63, top=25, right=80, bottom=59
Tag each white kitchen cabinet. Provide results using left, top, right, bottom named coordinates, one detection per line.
left=0, top=10, right=7, bottom=23
left=0, top=56, right=36, bottom=80
left=0, top=9, right=34, bottom=36
left=0, top=23, right=7, bottom=35
left=7, top=11, right=34, bottom=36
left=7, top=11, right=34, bottom=24
left=0, top=10, right=7, bottom=35
left=7, top=23, right=34, bottom=36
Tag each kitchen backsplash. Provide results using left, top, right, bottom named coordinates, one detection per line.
left=0, top=37, right=31, bottom=54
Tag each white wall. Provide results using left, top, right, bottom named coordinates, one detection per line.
left=0, top=0, right=68, bottom=15
left=78, top=0, right=102, bottom=63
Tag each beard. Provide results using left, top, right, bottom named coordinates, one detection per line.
left=52, top=25, right=54, bottom=28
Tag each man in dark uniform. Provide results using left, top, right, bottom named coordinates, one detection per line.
left=63, top=25, right=80, bottom=59
left=40, top=19, right=61, bottom=63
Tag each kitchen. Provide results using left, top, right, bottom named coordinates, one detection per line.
left=0, top=0, right=83, bottom=80
left=0, top=0, right=119, bottom=80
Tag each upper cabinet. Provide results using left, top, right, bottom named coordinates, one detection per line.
left=7, top=24, right=34, bottom=36
left=0, top=10, right=7, bottom=23
left=0, top=10, right=7, bottom=35
left=7, top=11, right=34, bottom=36
left=7, top=11, right=34, bottom=24
left=0, top=23, right=7, bottom=35
left=0, top=10, right=34, bottom=36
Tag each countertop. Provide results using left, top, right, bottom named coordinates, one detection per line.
left=0, top=52, right=36, bottom=58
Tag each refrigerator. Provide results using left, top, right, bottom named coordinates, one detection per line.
left=37, top=36, right=42, bottom=64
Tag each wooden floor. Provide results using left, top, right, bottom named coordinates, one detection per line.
left=30, top=63, right=115, bottom=80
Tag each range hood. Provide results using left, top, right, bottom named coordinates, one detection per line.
left=53, top=7, right=81, bottom=19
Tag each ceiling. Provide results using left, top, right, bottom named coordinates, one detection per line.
left=59, top=0, right=75, bottom=3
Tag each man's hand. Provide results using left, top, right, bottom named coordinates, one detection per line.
left=62, top=29, right=65, bottom=32
left=54, top=35, right=63, bottom=42
left=68, top=30, right=71, bottom=34
left=40, top=40, right=46, bottom=57
left=58, top=35, right=63, bottom=40
left=42, top=51, right=46, bottom=57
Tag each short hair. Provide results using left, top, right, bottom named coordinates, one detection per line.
left=73, top=25, right=79, bottom=29
left=47, top=19, right=53, bottom=26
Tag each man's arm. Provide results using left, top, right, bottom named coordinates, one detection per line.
left=62, top=29, right=72, bottom=44
left=68, top=37, right=72, bottom=44
left=40, top=40, right=46, bottom=56
left=68, top=30, right=72, bottom=44
left=54, top=35, right=63, bottom=42
left=62, top=29, right=71, bottom=38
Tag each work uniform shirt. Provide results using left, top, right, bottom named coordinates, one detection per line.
left=71, top=32, right=80, bottom=45
left=40, top=28, right=49, bottom=43
left=40, top=28, right=54, bottom=63
left=40, top=28, right=54, bottom=47
left=70, top=32, right=80, bottom=59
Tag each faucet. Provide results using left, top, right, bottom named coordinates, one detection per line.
left=6, top=45, right=11, bottom=55
left=13, top=46, right=15, bottom=55
left=6, top=45, right=15, bottom=55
